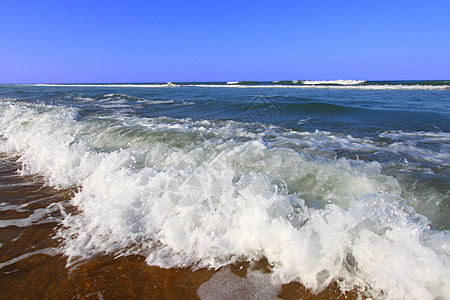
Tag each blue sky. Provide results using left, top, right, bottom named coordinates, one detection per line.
left=1, top=0, right=449, bottom=83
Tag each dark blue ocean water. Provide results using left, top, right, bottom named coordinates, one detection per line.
left=2, top=83, right=449, bottom=133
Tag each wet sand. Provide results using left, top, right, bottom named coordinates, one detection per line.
left=0, top=155, right=360, bottom=299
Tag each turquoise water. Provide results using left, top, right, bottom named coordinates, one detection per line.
left=0, top=82, right=449, bottom=299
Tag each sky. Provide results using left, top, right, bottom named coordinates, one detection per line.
left=1, top=0, right=449, bottom=83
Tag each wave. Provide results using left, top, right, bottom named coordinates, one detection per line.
left=301, top=80, right=366, bottom=85
left=235, top=99, right=449, bottom=133
left=13, top=80, right=450, bottom=90
left=1, top=101, right=449, bottom=299
left=186, top=83, right=449, bottom=90
left=29, top=83, right=177, bottom=88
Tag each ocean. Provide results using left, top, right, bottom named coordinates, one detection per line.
left=0, top=80, right=449, bottom=299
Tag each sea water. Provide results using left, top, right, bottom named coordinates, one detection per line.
left=0, top=81, right=449, bottom=299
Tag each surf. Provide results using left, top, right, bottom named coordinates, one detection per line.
left=1, top=99, right=449, bottom=299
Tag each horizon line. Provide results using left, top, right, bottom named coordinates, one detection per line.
left=2, top=79, right=450, bottom=85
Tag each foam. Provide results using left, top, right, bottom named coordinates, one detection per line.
left=197, top=266, right=280, bottom=300
left=0, top=206, right=59, bottom=228
left=379, top=131, right=450, bottom=166
left=0, top=203, right=29, bottom=212
left=30, top=83, right=176, bottom=88
left=185, top=84, right=449, bottom=90
left=301, top=80, right=366, bottom=85
left=273, top=129, right=450, bottom=167
left=22, top=83, right=449, bottom=90
left=0, top=248, right=60, bottom=269
left=1, top=101, right=449, bottom=299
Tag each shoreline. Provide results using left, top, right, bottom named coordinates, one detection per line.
left=0, top=155, right=360, bottom=299
left=1, top=254, right=361, bottom=299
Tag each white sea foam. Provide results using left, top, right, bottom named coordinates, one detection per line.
left=197, top=266, right=280, bottom=300
left=30, top=83, right=176, bottom=88
left=301, top=79, right=366, bottom=85
left=0, top=248, right=60, bottom=269
left=23, top=83, right=449, bottom=90
left=0, top=203, right=29, bottom=212
left=262, top=128, right=449, bottom=173
left=185, top=84, right=449, bottom=90
left=0, top=101, right=449, bottom=299
left=0, top=206, right=59, bottom=228
left=379, top=131, right=450, bottom=166
left=72, top=94, right=183, bottom=113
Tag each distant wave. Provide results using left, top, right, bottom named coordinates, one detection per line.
left=29, top=83, right=177, bottom=88
left=301, top=80, right=366, bottom=85
left=20, top=81, right=450, bottom=90
left=185, top=83, right=449, bottom=90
